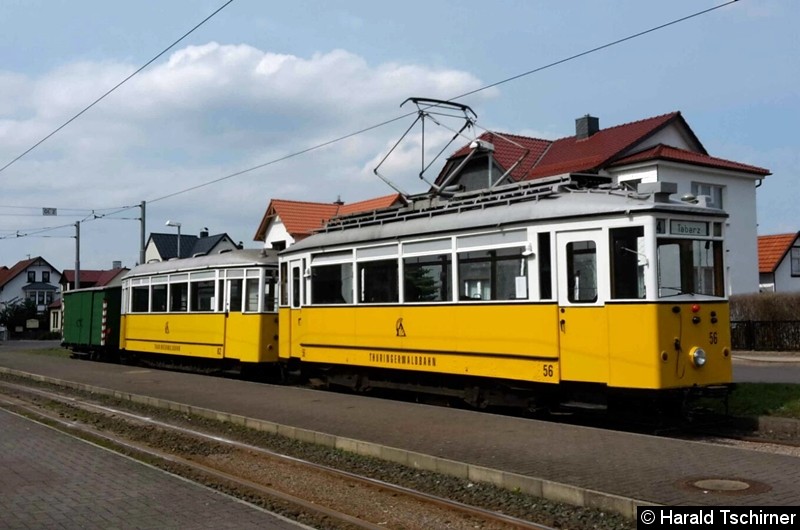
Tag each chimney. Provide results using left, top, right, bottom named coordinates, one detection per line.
left=200, top=227, right=209, bottom=238
left=575, top=114, right=599, bottom=140
left=112, top=261, right=122, bottom=269
left=333, top=195, right=344, bottom=206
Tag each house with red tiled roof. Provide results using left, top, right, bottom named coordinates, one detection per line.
left=0, top=256, right=62, bottom=314
left=48, top=266, right=130, bottom=333
left=436, top=112, right=771, bottom=294
left=757, top=233, right=800, bottom=293
left=254, top=194, right=404, bottom=250
left=60, top=267, right=129, bottom=291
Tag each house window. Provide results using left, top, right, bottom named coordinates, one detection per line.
left=691, top=182, right=724, bottom=209
left=42, top=271, right=50, bottom=283
left=27, top=271, right=35, bottom=283
left=791, top=248, right=800, bottom=277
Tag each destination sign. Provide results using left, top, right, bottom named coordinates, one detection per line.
left=670, top=220, right=708, bottom=237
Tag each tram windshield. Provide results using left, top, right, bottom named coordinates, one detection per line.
left=657, top=238, right=724, bottom=297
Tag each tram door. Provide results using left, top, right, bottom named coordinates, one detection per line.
left=282, top=260, right=304, bottom=359
left=556, top=229, right=609, bottom=383
left=222, top=276, right=245, bottom=358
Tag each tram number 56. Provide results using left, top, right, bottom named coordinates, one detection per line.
left=542, top=364, right=554, bottom=378
left=709, top=332, right=718, bottom=345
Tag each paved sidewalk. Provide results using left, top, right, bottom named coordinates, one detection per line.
left=0, top=408, right=305, bottom=530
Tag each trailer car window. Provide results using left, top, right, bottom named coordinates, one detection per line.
left=245, top=278, right=260, bottom=311
left=170, top=282, right=188, bottom=312
left=151, top=284, right=167, bottom=312
left=191, top=280, right=215, bottom=311
left=217, top=280, right=225, bottom=311
left=131, top=286, right=149, bottom=312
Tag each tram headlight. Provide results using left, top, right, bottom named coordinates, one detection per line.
left=690, top=347, right=707, bottom=368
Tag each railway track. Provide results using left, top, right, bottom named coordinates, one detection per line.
left=0, top=379, right=558, bottom=530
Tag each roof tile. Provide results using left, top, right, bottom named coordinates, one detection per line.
left=758, top=233, right=799, bottom=273
left=526, top=112, right=681, bottom=178
left=257, top=193, right=402, bottom=240
left=611, top=144, right=770, bottom=175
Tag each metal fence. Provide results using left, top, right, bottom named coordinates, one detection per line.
left=730, top=320, right=800, bottom=351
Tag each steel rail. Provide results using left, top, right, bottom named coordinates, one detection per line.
left=0, top=380, right=555, bottom=530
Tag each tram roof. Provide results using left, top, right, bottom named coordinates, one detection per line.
left=283, top=184, right=726, bottom=255
left=125, top=249, right=277, bottom=279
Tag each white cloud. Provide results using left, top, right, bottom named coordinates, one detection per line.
left=0, top=43, right=494, bottom=270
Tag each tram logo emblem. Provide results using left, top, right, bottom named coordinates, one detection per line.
left=395, top=318, right=406, bottom=337
left=165, top=322, right=170, bottom=334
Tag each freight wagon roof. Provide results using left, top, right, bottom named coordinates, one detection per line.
left=124, top=249, right=278, bottom=279
left=283, top=186, right=725, bottom=255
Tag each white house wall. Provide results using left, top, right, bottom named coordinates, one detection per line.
left=144, top=245, right=162, bottom=264
left=621, top=123, right=697, bottom=155
left=0, top=264, right=62, bottom=309
left=264, top=218, right=295, bottom=249
left=773, top=251, right=800, bottom=292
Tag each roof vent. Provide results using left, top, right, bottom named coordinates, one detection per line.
left=575, top=115, right=599, bottom=139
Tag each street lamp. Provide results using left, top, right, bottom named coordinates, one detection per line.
left=165, top=220, right=182, bottom=259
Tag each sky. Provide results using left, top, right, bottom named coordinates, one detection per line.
left=0, top=0, right=797, bottom=272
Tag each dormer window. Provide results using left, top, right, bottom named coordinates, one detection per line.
left=691, top=182, right=724, bottom=209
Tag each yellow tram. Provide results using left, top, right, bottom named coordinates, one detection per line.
left=120, top=249, right=279, bottom=371
left=278, top=178, right=732, bottom=411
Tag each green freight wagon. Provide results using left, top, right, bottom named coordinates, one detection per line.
left=62, top=285, right=122, bottom=360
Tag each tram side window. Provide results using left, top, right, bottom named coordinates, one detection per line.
left=567, top=241, right=598, bottom=303
left=279, top=263, right=288, bottom=306
left=358, top=259, right=399, bottom=303
left=152, top=284, right=167, bottom=312
left=610, top=226, right=646, bottom=299
left=131, top=286, right=149, bottom=312
left=538, top=233, right=552, bottom=300
left=245, top=278, right=260, bottom=311
left=404, top=255, right=452, bottom=302
left=311, top=264, right=353, bottom=304
left=458, top=247, right=527, bottom=300
left=264, top=270, right=277, bottom=312
left=191, top=280, right=215, bottom=311
left=170, top=282, right=188, bottom=312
